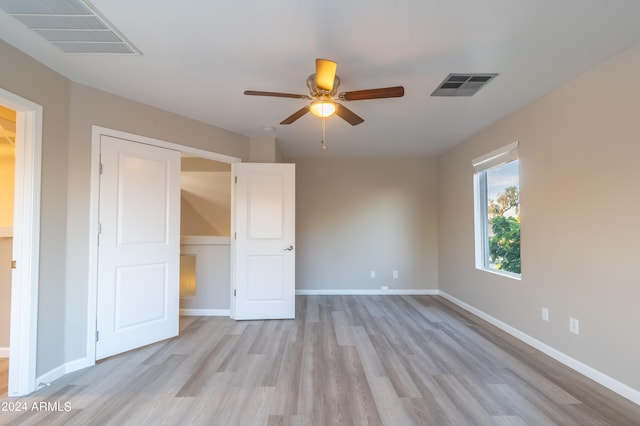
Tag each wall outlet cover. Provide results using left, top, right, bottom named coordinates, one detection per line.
left=541, top=307, right=549, bottom=322
left=569, top=317, right=579, bottom=335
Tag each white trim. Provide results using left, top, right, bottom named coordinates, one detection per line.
left=295, top=289, right=439, bottom=296
left=1, top=88, right=42, bottom=397
left=91, top=126, right=241, bottom=164
left=476, top=265, right=522, bottom=281
left=87, top=126, right=241, bottom=368
left=473, top=171, right=487, bottom=269
left=181, top=236, right=231, bottom=245
left=472, top=140, right=519, bottom=172
left=180, top=309, right=231, bottom=316
left=439, top=291, right=640, bottom=406
left=0, top=347, right=9, bottom=358
left=35, top=357, right=91, bottom=389
left=34, top=364, right=65, bottom=390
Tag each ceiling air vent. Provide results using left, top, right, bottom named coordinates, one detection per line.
left=0, top=0, right=141, bottom=54
left=431, top=73, right=498, bottom=97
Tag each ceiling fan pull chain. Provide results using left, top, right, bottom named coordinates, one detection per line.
left=321, top=116, right=327, bottom=150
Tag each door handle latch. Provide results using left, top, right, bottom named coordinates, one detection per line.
left=283, top=245, right=294, bottom=251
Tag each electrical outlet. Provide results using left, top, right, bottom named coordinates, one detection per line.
left=393, top=270, right=399, bottom=279
left=541, top=307, right=549, bottom=322
left=370, top=270, right=376, bottom=279
left=569, top=317, right=579, bottom=335
left=381, top=286, right=389, bottom=291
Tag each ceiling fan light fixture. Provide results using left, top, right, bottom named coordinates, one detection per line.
left=309, top=100, right=336, bottom=118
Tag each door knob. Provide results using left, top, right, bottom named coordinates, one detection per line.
left=283, top=245, right=294, bottom=251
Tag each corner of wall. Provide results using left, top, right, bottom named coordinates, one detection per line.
left=249, top=135, right=278, bottom=162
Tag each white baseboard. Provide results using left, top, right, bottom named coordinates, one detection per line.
left=296, top=288, right=439, bottom=296
left=35, top=357, right=92, bottom=391
left=180, top=308, right=230, bottom=316
left=0, top=347, right=9, bottom=358
left=438, top=291, right=640, bottom=406
left=295, top=288, right=439, bottom=296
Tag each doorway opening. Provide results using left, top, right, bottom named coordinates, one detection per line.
left=0, top=104, right=16, bottom=397
left=0, top=88, right=43, bottom=397
left=179, top=156, right=232, bottom=316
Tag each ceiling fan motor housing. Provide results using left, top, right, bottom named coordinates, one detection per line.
left=307, top=74, right=341, bottom=97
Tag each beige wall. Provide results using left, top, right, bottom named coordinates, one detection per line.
left=291, top=157, right=439, bottom=291
left=180, top=240, right=230, bottom=310
left=0, top=39, right=251, bottom=376
left=249, top=135, right=281, bottom=163
left=181, top=197, right=219, bottom=235
left=1, top=40, right=72, bottom=375
left=437, top=44, right=640, bottom=391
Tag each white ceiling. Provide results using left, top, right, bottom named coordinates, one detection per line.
left=2, top=1, right=640, bottom=158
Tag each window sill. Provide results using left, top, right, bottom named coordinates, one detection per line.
left=476, top=266, right=521, bottom=281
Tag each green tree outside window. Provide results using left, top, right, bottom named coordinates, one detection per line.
left=487, top=186, right=520, bottom=274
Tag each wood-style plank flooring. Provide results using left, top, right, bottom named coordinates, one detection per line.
left=1, top=295, right=639, bottom=425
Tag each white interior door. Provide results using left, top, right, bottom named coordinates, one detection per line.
left=96, top=135, right=180, bottom=360
left=232, top=163, right=295, bottom=320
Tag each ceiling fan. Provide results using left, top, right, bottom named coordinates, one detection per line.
left=244, top=59, right=404, bottom=126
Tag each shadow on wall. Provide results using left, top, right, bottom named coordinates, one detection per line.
left=180, top=156, right=231, bottom=236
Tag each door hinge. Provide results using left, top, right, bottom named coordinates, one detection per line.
left=11, top=260, right=16, bottom=269
left=234, top=232, right=237, bottom=240
left=95, top=330, right=99, bottom=342
left=234, top=289, right=236, bottom=297
left=234, top=176, right=237, bottom=184
left=99, top=162, right=103, bottom=175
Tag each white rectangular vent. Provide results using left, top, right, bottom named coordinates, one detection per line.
left=0, top=0, right=141, bottom=55
left=431, top=73, right=498, bottom=97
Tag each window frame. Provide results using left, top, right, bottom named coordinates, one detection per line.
left=472, top=141, right=521, bottom=280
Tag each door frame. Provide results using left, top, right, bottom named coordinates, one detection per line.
left=86, top=126, right=240, bottom=363
left=1, top=88, right=43, bottom=396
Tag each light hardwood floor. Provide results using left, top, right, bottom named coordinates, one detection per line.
left=1, top=295, right=639, bottom=425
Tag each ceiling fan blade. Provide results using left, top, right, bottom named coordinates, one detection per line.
left=280, top=106, right=310, bottom=125
left=244, top=90, right=309, bottom=99
left=315, top=59, right=337, bottom=92
left=339, top=86, right=405, bottom=101
left=335, top=103, right=364, bottom=126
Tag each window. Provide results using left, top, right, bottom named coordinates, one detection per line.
left=473, top=142, right=520, bottom=278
